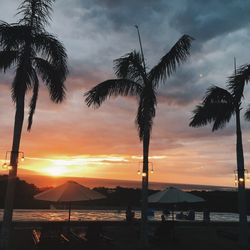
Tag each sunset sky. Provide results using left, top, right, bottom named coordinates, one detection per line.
left=1, top=0, right=250, bottom=187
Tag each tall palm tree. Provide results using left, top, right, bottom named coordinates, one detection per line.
left=189, top=85, right=248, bottom=247
left=85, top=34, right=193, bottom=247
left=0, top=0, right=68, bottom=248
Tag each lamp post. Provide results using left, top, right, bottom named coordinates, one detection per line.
left=2, top=151, right=25, bottom=171
left=234, top=169, right=249, bottom=186
left=137, top=162, right=154, bottom=176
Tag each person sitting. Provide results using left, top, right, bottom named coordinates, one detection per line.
left=186, top=210, right=195, bottom=220
left=176, top=211, right=186, bottom=220
left=161, top=214, right=166, bottom=223
left=203, top=208, right=210, bottom=223
left=126, top=205, right=135, bottom=222
left=147, top=208, right=155, bottom=217
left=163, top=208, right=170, bottom=217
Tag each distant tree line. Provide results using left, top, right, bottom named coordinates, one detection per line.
left=1, top=175, right=250, bottom=213
left=0, top=175, right=45, bottom=208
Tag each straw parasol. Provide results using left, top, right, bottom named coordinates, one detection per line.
left=148, top=187, right=205, bottom=220
left=34, top=181, right=106, bottom=221
left=148, top=186, right=205, bottom=203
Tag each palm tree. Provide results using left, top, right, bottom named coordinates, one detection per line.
left=189, top=85, right=248, bottom=247
left=229, top=63, right=250, bottom=125
left=0, top=0, right=68, bottom=248
left=85, top=34, right=193, bottom=247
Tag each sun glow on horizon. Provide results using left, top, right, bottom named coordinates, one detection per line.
left=0, top=153, right=240, bottom=188
left=43, top=166, right=68, bottom=176
left=6, top=154, right=134, bottom=178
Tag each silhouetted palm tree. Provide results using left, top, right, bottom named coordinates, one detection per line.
left=85, top=34, right=193, bottom=246
left=231, top=65, right=250, bottom=123
left=189, top=85, right=248, bottom=247
left=0, top=0, right=68, bottom=248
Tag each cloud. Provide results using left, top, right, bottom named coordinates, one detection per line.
left=1, top=0, right=250, bottom=186
left=170, top=0, right=250, bottom=43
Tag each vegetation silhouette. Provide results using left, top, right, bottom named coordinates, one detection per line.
left=0, top=0, right=68, bottom=248
left=0, top=175, right=248, bottom=213
left=189, top=80, right=249, bottom=246
left=85, top=31, right=193, bottom=246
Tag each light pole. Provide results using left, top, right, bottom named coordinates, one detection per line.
left=2, top=151, right=25, bottom=171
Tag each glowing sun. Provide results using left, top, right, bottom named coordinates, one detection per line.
left=45, top=166, right=68, bottom=176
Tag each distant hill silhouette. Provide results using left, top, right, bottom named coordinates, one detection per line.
left=0, top=174, right=249, bottom=213
left=5, top=168, right=235, bottom=191
left=0, top=175, right=47, bottom=208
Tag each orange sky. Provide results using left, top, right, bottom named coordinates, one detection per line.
left=0, top=59, right=250, bottom=189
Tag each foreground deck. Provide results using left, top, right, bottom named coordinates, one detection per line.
left=6, top=221, right=247, bottom=250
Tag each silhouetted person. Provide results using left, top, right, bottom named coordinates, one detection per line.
left=176, top=211, right=186, bottom=220
left=163, top=209, right=170, bottom=217
left=186, top=210, right=195, bottom=220
left=203, top=208, right=210, bottom=223
left=126, top=205, right=134, bottom=222
left=161, top=214, right=166, bottom=222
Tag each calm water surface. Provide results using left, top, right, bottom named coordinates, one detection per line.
left=0, top=209, right=247, bottom=222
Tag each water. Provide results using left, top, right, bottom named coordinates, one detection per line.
left=0, top=209, right=247, bottom=222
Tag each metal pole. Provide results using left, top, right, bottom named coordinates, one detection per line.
left=134, top=25, right=146, bottom=72
left=234, top=57, right=236, bottom=76
left=68, top=202, right=71, bottom=223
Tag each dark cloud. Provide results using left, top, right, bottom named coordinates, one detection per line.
left=170, top=0, right=250, bottom=43
left=1, top=0, right=250, bottom=186
left=81, top=0, right=170, bottom=31
left=157, top=67, right=206, bottom=106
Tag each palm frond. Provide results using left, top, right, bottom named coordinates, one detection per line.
left=189, top=104, right=213, bottom=127
left=0, top=22, right=29, bottom=49
left=34, top=57, right=66, bottom=102
left=27, top=68, right=39, bottom=131
left=84, top=79, right=142, bottom=108
left=114, top=50, right=146, bottom=83
left=33, top=32, right=68, bottom=76
left=203, top=86, right=235, bottom=105
left=136, top=87, right=157, bottom=140
left=228, top=64, right=250, bottom=102
left=149, top=35, right=194, bottom=86
left=17, top=0, right=54, bottom=29
left=189, top=86, right=235, bottom=131
left=211, top=104, right=235, bottom=131
left=0, top=50, right=19, bottom=72
left=189, top=103, right=234, bottom=131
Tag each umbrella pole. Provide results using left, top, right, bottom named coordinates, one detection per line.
left=171, top=207, right=176, bottom=240
left=68, top=202, right=71, bottom=222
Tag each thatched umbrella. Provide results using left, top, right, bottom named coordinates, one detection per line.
left=148, top=187, right=205, bottom=220
left=34, top=181, right=106, bottom=222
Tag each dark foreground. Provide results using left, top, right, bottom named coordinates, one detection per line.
left=8, top=221, right=246, bottom=250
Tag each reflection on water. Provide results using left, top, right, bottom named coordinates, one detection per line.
left=0, top=209, right=247, bottom=222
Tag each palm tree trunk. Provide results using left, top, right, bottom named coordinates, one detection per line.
left=0, top=93, right=25, bottom=250
left=235, top=109, right=248, bottom=247
left=140, top=130, right=150, bottom=248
